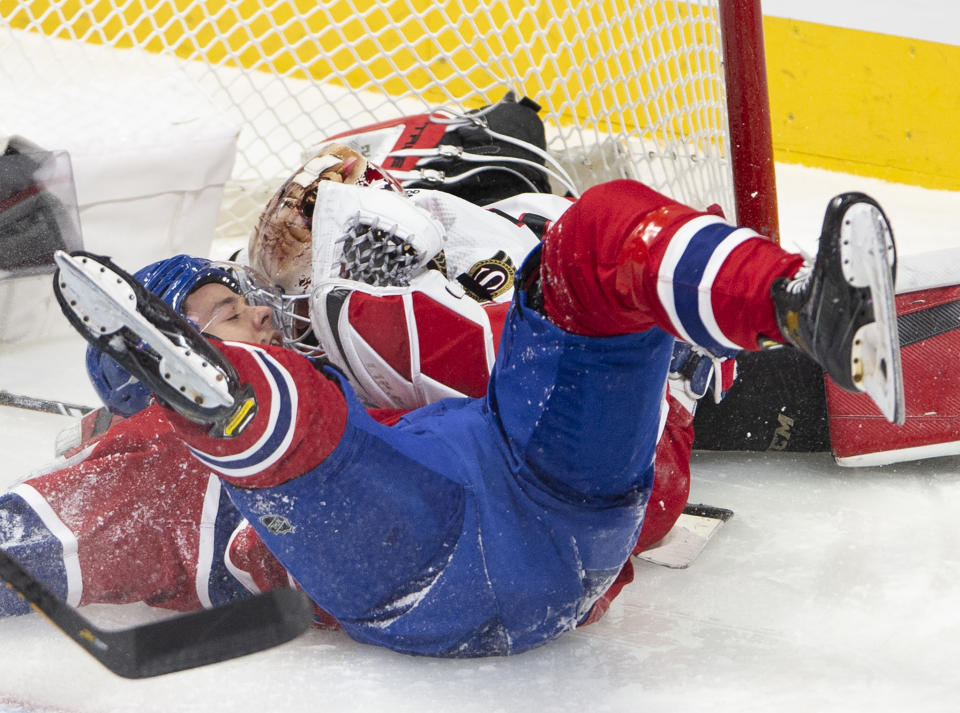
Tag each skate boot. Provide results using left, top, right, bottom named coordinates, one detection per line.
left=770, top=192, right=904, bottom=424
left=53, top=251, right=257, bottom=437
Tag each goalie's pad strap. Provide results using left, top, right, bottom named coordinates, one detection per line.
left=897, top=297, right=960, bottom=347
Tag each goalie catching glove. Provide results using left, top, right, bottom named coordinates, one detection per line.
left=247, top=142, right=404, bottom=299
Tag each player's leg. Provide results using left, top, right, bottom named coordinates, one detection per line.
left=53, top=253, right=480, bottom=638
left=490, top=264, right=674, bottom=502
left=539, top=180, right=801, bottom=344
left=539, top=180, right=902, bottom=423
left=573, top=386, right=694, bottom=625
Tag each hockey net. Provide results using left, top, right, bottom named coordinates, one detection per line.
left=0, top=0, right=777, bottom=243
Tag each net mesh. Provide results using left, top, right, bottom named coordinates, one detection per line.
left=1, top=0, right=737, bottom=242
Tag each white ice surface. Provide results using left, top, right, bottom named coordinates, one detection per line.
left=2, top=164, right=960, bottom=712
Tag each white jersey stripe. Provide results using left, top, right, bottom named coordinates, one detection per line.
left=656, top=214, right=725, bottom=342
left=697, top=228, right=763, bottom=350
left=224, top=521, right=262, bottom=595
left=194, top=474, right=222, bottom=609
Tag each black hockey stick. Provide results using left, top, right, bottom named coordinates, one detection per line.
left=0, top=389, right=95, bottom=417
left=0, top=391, right=117, bottom=456
left=0, top=548, right=315, bottom=678
left=682, top=502, right=734, bottom=521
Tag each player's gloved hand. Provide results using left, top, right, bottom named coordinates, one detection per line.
left=668, top=341, right=738, bottom=413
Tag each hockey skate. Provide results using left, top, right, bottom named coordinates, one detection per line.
left=770, top=192, right=904, bottom=425
left=53, top=251, right=257, bottom=437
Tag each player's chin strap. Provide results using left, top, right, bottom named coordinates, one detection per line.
left=385, top=98, right=582, bottom=198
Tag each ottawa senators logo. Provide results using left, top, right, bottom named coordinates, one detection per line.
left=458, top=251, right=515, bottom=302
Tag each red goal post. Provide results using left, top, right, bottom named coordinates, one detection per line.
left=1, top=0, right=778, bottom=243
left=720, top=0, right=779, bottom=242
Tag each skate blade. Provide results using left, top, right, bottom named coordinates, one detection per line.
left=841, top=204, right=905, bottom=425
left=53, top=251, right=236, bottom=411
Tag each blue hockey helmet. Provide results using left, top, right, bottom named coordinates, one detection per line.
left=85, top=255, right=241, bottom=416
left=133, top=253, right=241, bottom=314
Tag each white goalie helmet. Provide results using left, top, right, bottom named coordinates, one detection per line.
left=247, top=142, right=444, bottom=357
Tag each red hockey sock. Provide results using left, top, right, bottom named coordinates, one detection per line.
left=541, top=180, right=693, bottom=337
left=165, top=342, right=348, bottom=489
left=541, top=180, right=805, bottom=349
left=707, top=238, right=805, bottom=349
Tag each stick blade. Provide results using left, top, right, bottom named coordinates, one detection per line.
left=1, top=547, right=315, bottom=679
left=111, top=588, right=316, bottom=679
left=634, top=503, right=733, bottom=569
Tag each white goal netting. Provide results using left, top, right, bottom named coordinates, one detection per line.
left=2, top=0, right=741, bottom=243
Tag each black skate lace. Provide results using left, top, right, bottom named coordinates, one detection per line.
left=339, top=217, right=421, bottom=287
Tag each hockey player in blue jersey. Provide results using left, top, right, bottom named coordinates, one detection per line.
left=49, top=177, right=902, bottom=657
left=0, top=160, right=681, bottom=629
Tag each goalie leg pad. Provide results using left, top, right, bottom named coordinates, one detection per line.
left=829, top=285, right=960, bottom=466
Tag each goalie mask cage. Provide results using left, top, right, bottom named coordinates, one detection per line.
left=0, top=0, right=778, bottom=243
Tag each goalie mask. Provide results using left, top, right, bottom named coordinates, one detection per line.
left=247, top=143, right=442, bottom=358
left=248, top=143, right=403, bottom=294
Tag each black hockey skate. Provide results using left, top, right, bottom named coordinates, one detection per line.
left=53, top=251, right=257, bottom=437
left=770, top=192, right=904, bottom=425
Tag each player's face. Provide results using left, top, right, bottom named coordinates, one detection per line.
left=182, top=282, right=283, bottom=347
